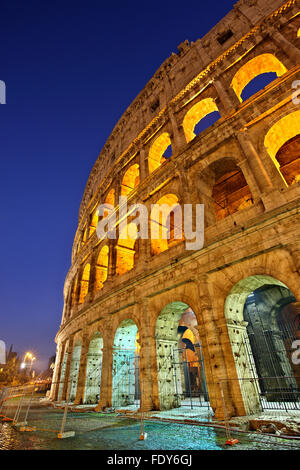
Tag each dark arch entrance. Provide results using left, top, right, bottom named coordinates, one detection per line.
left=225, top=275, right=300, bottom=414
left=244, top=284, right=300, bottom=404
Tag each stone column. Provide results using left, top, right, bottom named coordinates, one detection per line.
left=237, top=158, right=261, bottom=204
left=114, top=175, right=121, bottom=207
left=167, top=105, right=187, bottom=154
left=49, top=343, right=63, bottom=401
left=139, top=147, right=149, bottom=182
left=107, top=239, right=117, bottom=281
left=61, top=335, right=74, bottom=402
left=217, top=317, right=260, bottom=416
left=196, top=278, right=246, bottom=419
left=139, top=301, right=158, bottom=411
left=236, top=130, right=275, bottom=193
left=95, top=336, right=113, bottom=411
left=196, top=176, right=217, bottom=227
left=89, top=253, right=98, bottom=299
left=52, top=341, right=67, bottom=401
left=73, top=333, right=89, bottom=405
left=213, top=77, right=239, bottom=115
left=287, top=243, right=300, bottom=274
left=272, top=29, right=300, bottom=65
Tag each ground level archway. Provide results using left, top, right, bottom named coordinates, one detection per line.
left=84, top=333, right=103, bottom=404
left=225, top=275, right=300, bottom=414
left=112, top=319, right=140, bottom=409
left=155, top=301, right=211, bottom=413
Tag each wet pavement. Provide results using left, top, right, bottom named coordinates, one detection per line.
left=1, top=411, right=300, bottom=450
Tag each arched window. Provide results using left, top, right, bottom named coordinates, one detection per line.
left=94, top=245, right=109, bottom=292
left=183, top=98, right=221, bottom=143
left=150, top=194, right=183, bottom=255
left=148, top=133, right=172, bottom=174
left=202, top=158, right=253, bottom=222
left=100, top=188, right=115, bottom=220
left=116, top=223, right=139, bottom=275
left=121, top=164, right=140, bottom=197
left=89, top=208, right=99, bottom=237
left=264, top=110, right=300, bottom=186
left=71, top=277, right=78, bottom=306
left=79, top=263, right=90, bottom=304
left=231, top=53, right=287, bottom=102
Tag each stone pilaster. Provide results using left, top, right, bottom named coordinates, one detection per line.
left=49, top=343, right=63, bottom=401
left=236, top=130, right=275, bottom=193
left=287, top=243, right=300, bottom=274
left=213, top=77, right=238, bottom=115
left=167, top=105, right=187, bottom=154
left=272, top=29, right=300, bottom=65
left=73, top=333, right=89, bottom=405
left=237, top=158, right=261, bottom=204
left=139, top=147, right=149, bottom=182
left=95, top=337, right=113, bottom=411
left=61, top=335, right=74, bottom=402
left=139, top=301, right=158, bottom=411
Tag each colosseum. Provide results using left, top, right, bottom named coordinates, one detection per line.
left=50, top=0, right=300, bottom=419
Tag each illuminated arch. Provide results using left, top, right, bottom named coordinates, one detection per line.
left=82, top=226, right=88, bottom=245
left=79, top=263, right=90, bottom=304
left=150, top=194, right=183, bottom=255
left=121, top=164, right=140, bottom=197
left=100, top=188, right=116, bottom=220
left=298, top=28, right=300, bottom=38
left=94, top=245, right=109, bottom=292
left=183, top=98, right=219, bottom=143
left=71, top=277, right=78, bottom=306
left=148, top=133, right=172, bottom=174
left=89, top=207, right=99, bottom=237
left=105, top=188, right=115, bottom=206
left=231, top=53, right=287, bottom=102
left=116, top=223, right=139, bottom=275
left=264, top=110, right=300, bottom=185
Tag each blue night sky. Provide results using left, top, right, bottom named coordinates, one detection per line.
left=0, top=0, right=236, bottom=370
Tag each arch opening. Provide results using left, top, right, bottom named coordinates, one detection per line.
left=240, top=72, right=278, bottom=101
left=116, top=223, right=139, bottom=275
left=121, top=164, right=140, bottom=197
left=275, top=135, right=300, bottom=186
left=155, top=302, right=211, bottom=414
left=79, top=263, right=90, bottom=304
left=183, top=98, right=220, bottom=143
left=202, top=159, right=253, bottom=222
left=231, top=54, right=287, bottom=103
left=94, top=245, right=109, bottom=292
left=225, top=275, right=300, bottom=414
left=264, top=111, right=300, bottom=186
left=150, top=194, right=183, bottom=255
left=148, top=133, right=172, bottom=174
left=89, top=207, right=99, bottom=238
left=84, top=333, right=103, bottom=404
left=112, top=319, right=140, bottom=409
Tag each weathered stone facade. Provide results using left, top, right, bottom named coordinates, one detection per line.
left=51, top=0, right=300, bottom=419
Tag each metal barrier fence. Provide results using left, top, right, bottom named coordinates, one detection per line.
left=0, top=380, right=75, bottom=439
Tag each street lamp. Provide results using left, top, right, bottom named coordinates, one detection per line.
left=24, top=352, right=36, bottom=376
